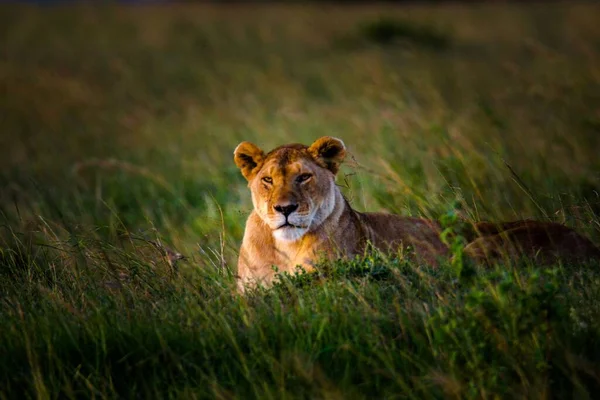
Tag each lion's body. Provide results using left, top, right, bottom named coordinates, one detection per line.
left=234, top=137, right=599, bottom=292
left=237, top=193, right=448, bottom=289
left=464, top=220, right=600, bottom=265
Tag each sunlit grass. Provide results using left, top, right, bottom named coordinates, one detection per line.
left=1, top=2, right=600, bottom=398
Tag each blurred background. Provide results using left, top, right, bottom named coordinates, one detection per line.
left=1, top=0, right=599, bottom=267
left=3, top=3, right=600, bottom=397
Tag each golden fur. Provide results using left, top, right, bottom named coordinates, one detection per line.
left=234, top=137, right=600, bottom=292
left=234, top=137, right=448, bottom=291
left=463, top=220, right=600, bottom=265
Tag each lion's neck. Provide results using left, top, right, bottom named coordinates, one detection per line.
left=317, top=187, right=350, bottom=235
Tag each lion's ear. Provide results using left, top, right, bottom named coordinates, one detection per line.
left=307, top=136, right=346, bottom=174
left=234, top=142, right=265, bottom=181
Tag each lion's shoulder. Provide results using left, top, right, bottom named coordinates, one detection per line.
left=242, top=211, right=273, bottom=245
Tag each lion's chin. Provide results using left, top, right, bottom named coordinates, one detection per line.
left=272, top=226, right=308, bottom=242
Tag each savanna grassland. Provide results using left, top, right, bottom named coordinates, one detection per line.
left=1, top=2, right=600, bottom=398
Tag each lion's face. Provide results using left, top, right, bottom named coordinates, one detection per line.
left=234, top=137, right=346, bottom=242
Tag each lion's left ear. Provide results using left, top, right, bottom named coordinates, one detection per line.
left=307, top=136, right=346, bottom=174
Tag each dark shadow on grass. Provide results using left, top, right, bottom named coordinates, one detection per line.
left=336, top=17, right=451, bottom=51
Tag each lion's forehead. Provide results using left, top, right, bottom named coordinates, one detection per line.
left=264, top=161, right=311, bottom=177
left=264, top=147, right=309, bottom=167
left=261, top=150, right=319, bottom=179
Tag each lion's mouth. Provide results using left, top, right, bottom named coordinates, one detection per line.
left=277, top=222, right=306, bottom=229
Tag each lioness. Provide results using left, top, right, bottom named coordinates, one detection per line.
left=234, top=136, right=448, bottom=291
left=234, top=137, right=600, bottom=291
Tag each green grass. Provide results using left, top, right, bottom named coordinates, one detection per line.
left=1, top=2, right=600, bottom=398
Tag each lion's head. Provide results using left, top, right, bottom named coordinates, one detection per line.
left=234, top=136, right=346, bottom=242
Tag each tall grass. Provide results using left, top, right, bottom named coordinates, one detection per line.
left=1, top=3, right=600, bottom=398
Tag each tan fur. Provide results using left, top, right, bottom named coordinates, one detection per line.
left=463, top=220, right=600, bottom=265
left=234, top=137, right=448, bottom=291
left=234, top=137, right=600, bottom=292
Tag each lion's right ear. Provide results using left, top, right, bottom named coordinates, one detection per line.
left=234, top=142, right=265, bottom=181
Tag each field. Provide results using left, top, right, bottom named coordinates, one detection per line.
left=1, top=2, right=600, bottom=398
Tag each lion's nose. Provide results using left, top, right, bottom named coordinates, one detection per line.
left=273, top=203, right=299, bottom=217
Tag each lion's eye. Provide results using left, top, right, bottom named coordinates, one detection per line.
left=262, top=177, right=273, bottom=184
left=296, top=173, right=312, bottom=183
